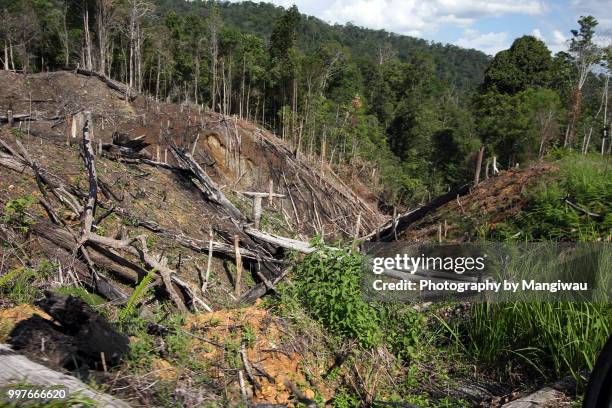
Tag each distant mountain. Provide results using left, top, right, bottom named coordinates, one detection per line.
left=153, top=0, right=490, bottom=92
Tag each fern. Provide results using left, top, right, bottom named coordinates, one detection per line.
left=119, top=269, right=156, bottom=321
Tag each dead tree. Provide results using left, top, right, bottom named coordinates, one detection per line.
left=474, top=146, right=484, bottom=186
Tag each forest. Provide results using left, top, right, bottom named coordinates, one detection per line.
left=2, top=0, right=608, bottom=207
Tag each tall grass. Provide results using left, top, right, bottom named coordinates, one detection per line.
left=461, top=153, right=612, bottom=384
left=466, top=302, right=612, bottom=381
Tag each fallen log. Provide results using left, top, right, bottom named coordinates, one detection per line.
left=0, top=113, right=30, bottom=123
left=112, top=132, right=149, bottom=150
left=0, top=114, right=60, bottom=123
left=240, top=268, right=290, bottom=304
left=105, top=207, right=274, bottom=262
left=564, top=198, right=603, bottom=220
left=366, top=183, right=471, bottom=242
left=31, top=220, right=133, bottom=300
left=244, top=227, right=315, bottom=254
left=169, top=143, right=245, bottom=221
left=0, top=344, right=131, bottom=408
left=75, top=68, right=135, bottom=100
left=85, top=232, right=191, bottom=312
left=79, top=112, right=96, bottom=246
left=102, top=143, right=152, bottom=160
left=501, top=388, right=566, bottom=408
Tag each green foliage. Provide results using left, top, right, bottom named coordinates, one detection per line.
left=241, top=323, right=256, bottom=348
left=378, top=304, right=426, bottom=361
left=119, top=270, right=156, bottom=322
left=483, top=35, right=553, bottom=94
left=476, top=86, right=563, bottom=167
left=1, top=195, right=36, bottom=234
left=54, top=286, right=106, bottom=307
left=0, top=266, right=47, bottom=304
left=457, top=153, right=612, bottom=385
left=293, top=242, right=382, bottom=348
left=331, top=389, right=361, bottom=408
left=491, top=153, right=611, bottom=241
left=464, top=301, right=612, bottom=384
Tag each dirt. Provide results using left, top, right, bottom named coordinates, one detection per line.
left=0, top=70, right=384, bottom=241
left=396, top=162, right=558, bottom=242
left=0, top=304, right=51, bottom=342
left=0, top=70, right=386, bottom=302
left=183, top=300, right=331, bottom=406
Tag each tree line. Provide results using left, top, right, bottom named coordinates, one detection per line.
left=1, top=0, right=610, bottom=207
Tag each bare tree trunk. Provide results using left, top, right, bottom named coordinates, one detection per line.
left=240, top=56, right=245, bottom=118
left=83, top=10, right=93, bottom=71
left=155, top=52, right=161, bottom=101
left=136, top=22, right=143, bottom=93
left=61, top=1, right=69, bottom=66
left=565, top=87, right=583, bottom=148
left=194, top=39, right=203, bottom=105
left=209, top=10, right=219, bottom=112
left=474, top=146, right=485, bottom=186
left=3, top=41, right=8, bottom=71
left=96, top=0, right=115, bottom=76
left=246, top=82, right=251, bottom=121
left=9, top=38, right=15, bottom=71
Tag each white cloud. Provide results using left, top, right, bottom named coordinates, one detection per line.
left=237, top=0, right=547, bottom=37
left=456, top=29, right=510, bottom=55
left=547, top=29, right=568, bottom=53
left=319, top=0, right=546, bottom=35
left=532, top=28, right=544, bottom=39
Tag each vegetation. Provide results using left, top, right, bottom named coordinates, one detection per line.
left=1, top=195, right=35, bottom=234
left=453, top=153, right=612, bottom=386
left=2, top=1, right=606, bottom=206
left=491, top=152, right=611, bottom=241
left=292, top=241, right=382, bottom=348
left=464, top=301, right=612, bottom=383
left=0, top=0, right=611, bottom=406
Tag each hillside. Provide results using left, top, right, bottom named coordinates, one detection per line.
left=0, top=69, right=389, bottom=404
left=0, top=71, right=610, bottom=408
left=153, top=0, right=490, bottom=93
left=389, top=162, right=558, bottom=243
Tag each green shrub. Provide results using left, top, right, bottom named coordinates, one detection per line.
left=293, top=241, right=382, bottom=348
left=491, top=153, right=611, bottom=241
left=1, top=195, right=35, bottom=234
left=378, top=303, right=425, bottom=361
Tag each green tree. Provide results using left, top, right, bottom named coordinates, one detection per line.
left=483, top=35, right=553, bottom=94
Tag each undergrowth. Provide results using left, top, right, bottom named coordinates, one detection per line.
left=491, top=152, right=611, bottom=241
left=456, top=153, right=612, bottom=386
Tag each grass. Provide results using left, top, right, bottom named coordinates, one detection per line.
left=450, top=152, right=612, bottom=386
left=0, top=267, right=48, bottom=304
left=491, top=152, right=611, bottom=242
left=463, top=302, right=612, bottom=382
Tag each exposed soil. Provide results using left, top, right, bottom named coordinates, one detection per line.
left=395, top=163, right=558, bottom=242
left=183, top=301, right=332, bottom=406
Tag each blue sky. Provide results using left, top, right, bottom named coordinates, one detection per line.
left=230, top=0, right=612, bottom=56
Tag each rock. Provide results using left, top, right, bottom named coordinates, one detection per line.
left=502, top=387, right=568, bottom=407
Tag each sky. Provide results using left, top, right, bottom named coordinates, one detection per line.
left=229, top=0, right=612, bottom=56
